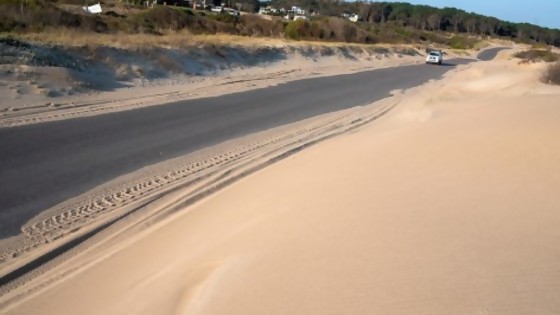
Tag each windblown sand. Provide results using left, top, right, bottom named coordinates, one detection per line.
left=2, top=52, right=560, bottom=314
left=0, top=43, right=428, bottom=128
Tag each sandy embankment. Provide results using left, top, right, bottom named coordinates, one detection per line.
left=0, top=40, right=476, bottom=271
left=2, top=50, right=560, bottom=314
left=0, top=39, right=437, bottom=128
left=0, top=40, right=484, bottom=284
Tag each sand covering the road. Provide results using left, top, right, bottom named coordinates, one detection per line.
left=2, top=50, right=560, bottom=314
left=0, top=43, right=480, bottom=267
left=0, top=42, right=437, bottom=128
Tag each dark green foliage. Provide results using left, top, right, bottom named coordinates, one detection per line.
left=283, top=18, right=377, bottom=43
left=284, top=20, right=306, bottom=40
left=448, top=35, right=478, bottom=49
left=1, top=0, right=559, bottom=47
left=268, top=0, right=560, bottom=47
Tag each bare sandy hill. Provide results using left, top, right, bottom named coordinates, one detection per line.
left=1, top=49, right=559, bottom=314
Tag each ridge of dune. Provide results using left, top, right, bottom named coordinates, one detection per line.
left=2, top=49, right=560, bottom=314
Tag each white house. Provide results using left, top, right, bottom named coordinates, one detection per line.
left=348, top=14, right=359, bottom=22
left=83, top=3, right=102, bottom=14
left=291, top=6, right=306, bottom=15
left=259, top=6, right=279, bottom=15
left=341, top=12, right=359, bottom=22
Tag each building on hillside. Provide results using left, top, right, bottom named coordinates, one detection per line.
left=348, top=13, right=359, bottom=22
left=259, top=6, right=279, bottom=15
left=291, top=5, right=306, bottom=15
left=293, top=15, right=308, bottom=21
left=341, top=12, right=360, bottom=22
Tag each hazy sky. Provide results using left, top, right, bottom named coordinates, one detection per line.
left=397, top=0, right=560, bottom=29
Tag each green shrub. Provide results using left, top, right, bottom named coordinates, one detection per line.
left=128, top=7, right=239, bottom=34
left=284, top=20, right=308, bottom=40
left=448, top=35, right=478, bottom=49
left=395, top=27, right=413, bottom=39
left=419, top=33, right=478, bottom=49
left=238, top=14, right=284, bottom=37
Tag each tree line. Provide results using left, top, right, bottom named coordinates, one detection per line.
left=2, top=0, right=559, bottom=47
left=261, top=0, right=560, bottom=46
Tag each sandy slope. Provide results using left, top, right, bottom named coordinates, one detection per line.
left=2, top=51, right=560, bottom=314
left=0, top=42, right=432, bottom=128
left=0, top=42, right=472, bottom=271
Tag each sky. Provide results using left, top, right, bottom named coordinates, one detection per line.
left=396, top=0, right=560, bottom=29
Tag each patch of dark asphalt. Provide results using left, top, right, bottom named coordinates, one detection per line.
left=477, top=47, right=509, bottom=61
left=0, top=55, right=489, bottom=240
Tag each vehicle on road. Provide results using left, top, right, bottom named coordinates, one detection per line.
left=224, top=7, right=240, bottom=16
left=426, top=50, right=443, bottom=65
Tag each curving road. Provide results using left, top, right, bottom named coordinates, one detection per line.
left=0, top=48, right=504, bottom=238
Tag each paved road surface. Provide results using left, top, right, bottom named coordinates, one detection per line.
left=0, top=48, right=504, bottom=238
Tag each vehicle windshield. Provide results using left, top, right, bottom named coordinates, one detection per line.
left=429, top=52, right=441, bottom=56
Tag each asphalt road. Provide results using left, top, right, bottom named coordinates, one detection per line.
left=0, top=48, right=504, bottom=238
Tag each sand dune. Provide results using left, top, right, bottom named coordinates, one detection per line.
left=0, top=40, right=467, bottom=272
left=2, top=50, right=560, bottom=314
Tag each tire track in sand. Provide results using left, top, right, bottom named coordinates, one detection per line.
left=0, top=98, right=398, bottom=300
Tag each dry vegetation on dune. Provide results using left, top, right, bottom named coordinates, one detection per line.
left=514, top=49, right=560, bottom=63
left=12, top=31, right=398, bottom=49
left=542, top=62, right=560, bottom=85
left=511, top=49, right=560, bottom=85
left=15, top=31, right=275, bottom=48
